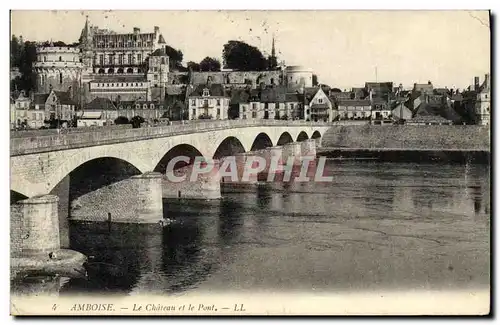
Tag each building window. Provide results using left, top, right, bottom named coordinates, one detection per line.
left=137, top=54, right=142, bottom=63
left=192, top=109, right=196, bottom=116
left=154, top=75, right=158, bottom=80
left=318, top=98, right=323, bottom=104
left=203, top=89, right=210, bottom=97
left=161, top=58, right=166, bottom=65
left=252, top=111, right=257, bottom=118
left=99, top=54, right=104, bottom=65
left=150, top=104, right=154, bottom=109
left=108, top=54, right=114, bottom=65
left=59, top=73, right=63, bottom=84
left=118, top=54, right=124, bottom=65
left=41, top=75, right=44, bottom=85
left=59, top=56, right=62, bottom=61
left=128, top=54, right=133, bottom=64
left=204, top=99, right=209, bottom=106
left=135, top=104, right=140, bottom=109
left=137, top=42, right=142, bottom=47
left=252, top=103, right=257, bottom=109
left=44, top=56, right=47, bottom=62
left=191, top=99, right=195, bottom=106
left=217, top=99, right=221, bottom=106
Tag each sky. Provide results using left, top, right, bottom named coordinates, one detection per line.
left=10, top=10, right=491, bottom=90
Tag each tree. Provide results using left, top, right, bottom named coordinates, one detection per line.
left=223, top=40, right=268, bottom=71
left=13, top=40, right=37, bottom=92
left=312, top=74, right=319, bottom=86
left=130, top=115, right=145, bottom=128
left=163, top=45, right=184, bottom=70
left=10, top=35, right=22, bottom=68
left=114, top=116, right=129, bottom=125
left=199, top=57, right=221, bottom=72
left=187, top=61, right=200, bottom=71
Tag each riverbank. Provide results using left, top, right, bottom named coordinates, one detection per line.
left=318, top=148, right=490, bottom=164
left=321, top=125, right=490, bottom=152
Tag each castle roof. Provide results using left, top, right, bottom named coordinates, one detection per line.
left=84, top=97, right=117, bottom=110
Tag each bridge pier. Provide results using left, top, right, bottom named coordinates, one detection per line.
left=163, top=160, right=222, bottom=200
left=255, top=146, right=284, bottom=180
left=301, top=139, right=317, bottom=158
left=221, top=152, right=259, bottom=184
left=70, top=172, right=164, bottom=223
left=10, top=195, right=86, bottom=279
left=282, top=142, right=303, bottom=165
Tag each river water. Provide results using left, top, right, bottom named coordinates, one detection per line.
left=13, top=160, right=491, bottom=296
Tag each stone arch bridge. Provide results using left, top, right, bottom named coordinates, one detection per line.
left=10, top=120, right=329, bottom=259
left=11, top=120, right=328, bottom=198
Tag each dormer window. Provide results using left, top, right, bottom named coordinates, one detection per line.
left=202, top=88, right=210, bottom=97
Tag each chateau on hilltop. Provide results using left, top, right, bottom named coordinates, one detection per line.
left=35, top=17, right=170, bottom=104
left=33, top=17, right=315, bottom=109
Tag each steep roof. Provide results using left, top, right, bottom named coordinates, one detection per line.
left=158, top=34, right=166, bottom=44
left=260, top=86, right=286, bottom=103
left=188, top=83, right=227, bottom=97
left=33, top=93, right=50, bottom=105
left=303, top=87, right=320, bottom=104
left=414, top=102, right=461, bottom=122
left=285, top=93, right=301, bottom=102
left=229, top=89, right=250, bottom=105
left=53, top=91, right=76, bottom=105
left=84, top=97, right=117, bottom=110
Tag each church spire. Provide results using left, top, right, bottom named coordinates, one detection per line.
left=79, top=15, right=92, bottom=47
left=271, top=34, right=276, bottom=59
left=269, top=34, right=277, bottom=70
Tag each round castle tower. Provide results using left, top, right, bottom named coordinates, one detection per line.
left=34, top=45, right=83, bottom=98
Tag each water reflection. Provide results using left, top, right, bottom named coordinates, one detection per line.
left=13, top=161, right=490, bottom=296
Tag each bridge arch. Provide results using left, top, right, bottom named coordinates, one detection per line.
left=250, top=132, right=274, bottom=151
left=296, top=131, right=309, bottom=142
left=154, top=144, right=204, bottom=173
left=276, top=132, right=294, bottom=146
left=64, top=157, right=143, bottom=201
left=42, top=148, right=149, bottom=196
left=212, top=136, right=246, bottom=160
left=312, top=130, right=322, bottom=139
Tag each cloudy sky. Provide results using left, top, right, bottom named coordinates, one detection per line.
left=11, top=10, right=490, bottom=89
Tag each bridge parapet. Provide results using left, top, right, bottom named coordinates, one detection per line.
left=10, top=120, right=329, bottom=156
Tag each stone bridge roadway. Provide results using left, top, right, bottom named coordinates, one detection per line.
left=10, top=120, right=329, bottom=257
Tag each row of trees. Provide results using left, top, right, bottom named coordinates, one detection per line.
left=10, top=35, right=37, bottom=92
left=185, top=40, right=279, bottom=72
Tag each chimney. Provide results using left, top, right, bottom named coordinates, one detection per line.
left=484, top=73, right=490, bottom=89
left=154, top=26, right=159, bottom=34
left=474, top=76, right=480, bottom=91
left=427, top=80, right=432, bottom=85
left=133, top=27, right=140, bottom=35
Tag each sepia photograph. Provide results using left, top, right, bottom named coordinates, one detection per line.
left=8, top=8, right=491, bottom=316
